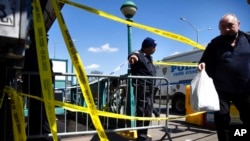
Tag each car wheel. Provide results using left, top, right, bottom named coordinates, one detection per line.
left=172, top=96, right=186, bottom=114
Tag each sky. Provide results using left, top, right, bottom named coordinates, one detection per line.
left=47, top=0, right=250, bottom=75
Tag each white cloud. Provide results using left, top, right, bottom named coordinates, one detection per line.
left=171, top=51, right=181, bottom=55
left=86, top=64, right=100, bottom=69
left=88, top=43, right=118, bottom=53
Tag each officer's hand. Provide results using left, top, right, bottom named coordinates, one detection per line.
left=129, top=55, right=138, bottom=64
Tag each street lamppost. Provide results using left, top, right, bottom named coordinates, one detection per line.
left=180, top=17, right=212, bottom=44
left=120, top=0, right=137, bottom=60
left=53, top=41, right=62, bottom=59
left=120, top=0, right=137, bottom=127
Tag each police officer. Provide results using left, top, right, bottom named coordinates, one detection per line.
left=128, top=37, right=157, bottom=141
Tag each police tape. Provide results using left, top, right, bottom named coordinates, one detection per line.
left=58, top=0, right=203, bottom=69
left=154, top=61, right=198, bottom=67
left=0, top=1, right=205, bottom=141
left=6, top=86, right=205, bottom=122
left=3, top=85, right=208, bottom=141
left=32, top=0, right=58, bottom=140
left=58, top=0, right=206, bottom=50
left=4, top=86, right=26, bottom=141
left=50, top=1, right=205, bottom=136
left=50, top=0, right=108, bottom=140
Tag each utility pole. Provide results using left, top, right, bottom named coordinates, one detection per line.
left=180, top=17, right=212, bottom=44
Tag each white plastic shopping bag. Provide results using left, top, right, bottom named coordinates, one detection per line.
left=190, top=69, right=220, bottom=112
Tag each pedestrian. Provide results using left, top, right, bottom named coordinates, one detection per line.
left=198, top=13, right=250, bottom=141
left=128, top=37, right=157, bottom=141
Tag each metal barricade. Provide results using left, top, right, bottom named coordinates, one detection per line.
left=22, top=72, right=172, bottom=140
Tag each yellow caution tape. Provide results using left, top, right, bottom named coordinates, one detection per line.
left=50, top=0, right=108, bottom=140
left=58, top=0, right=206, bottom=50
left=0, top=2, right=209, bottom=140
left=154, top=61, right=198, bottom=67
left=32, top=0, right=58, bottom=140
left=4, top=86, right=26, bottom=141
left=14, top=88, right=205, bottom=122
left=3, top=86, right=207, bottom=136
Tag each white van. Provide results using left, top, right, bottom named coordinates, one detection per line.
left=155, top=49, right=204, bottom=114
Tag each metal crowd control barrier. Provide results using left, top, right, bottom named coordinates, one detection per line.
left=21, top=72, right=172, bottom=140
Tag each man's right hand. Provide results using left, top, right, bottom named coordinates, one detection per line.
left=129, top=55, right=138, bottom=64
left=198, top=62, right=205, bottom=71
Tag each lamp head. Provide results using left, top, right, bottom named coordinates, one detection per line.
left=120, top=1, right=137, bottom=19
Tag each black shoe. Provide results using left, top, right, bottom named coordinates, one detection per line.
left=136, top=137, right=152, bottom=141
left=154, top=112, right=160, bottom=117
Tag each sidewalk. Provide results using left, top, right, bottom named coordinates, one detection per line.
left=157, top=120, right=217, bottom=141
left=60, top=117, right=218, bottom=141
